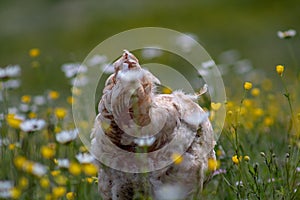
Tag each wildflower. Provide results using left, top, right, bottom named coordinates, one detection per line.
left=10, top=187, right=21, bottom=199
left=251, top=88, right=260, bottom=96
left=235, top=181, right=243, bottom=187
left=211, top=102, right=221, bottom=111
left=31, top=163, right=47, bottom=177
left=54, top=107, right=67, bottom=119
left=202, top=60, right=215, bottom=69
left=28, top=112, right=37, bottom=119
left=51, top=170, right=60, bottom=177
left=216, top=145, right=225, bottom=158
left=72, top=87, right=82, bottom=96
left=85, top=177, right=95, bottom=184
left=212, top=169, right=227, bottom=177
left=176, top=33, right=198, bottom=53
left=69, top=162, right=81, bottom=176
left=82, top=163, right=98, bottom=176
left=172, top=153, right=183, bottom=165
left=277, top=29, right=296, bottom=39
left=276, top=65, right=284, bottom=76
left=41, top=146, right=55, bottom=159
left=55, top=129, right=78, bottom=144
left=18, top=177, right=28, bottom=189
left=19, top=103, right=30, bottom=112
left=264, top=117, right=274, bottom=126
left=20, top=119, right=46, bottom=132
left=254, top=108, right=264, bottom=117
left=33, top=95, right=46, bottom=106
left=6, top=113, right=24, bottom=129
left=71, top=76, right=89, bottom=87
left=52, top=127, right=60, bottom=134
left=45, top=194, right=52, bottom=200
left=87, top=54, right=107, bottom=66
left=0, top=65, right=21, bottom=79
left=66, top=192, right=76, bottom=200
left=14, top=156, right=27, bottom=169
left=243, top=82, right=252, bottom=90
left=29, top=48, right=40, bottom=57
left=8, top=143, right=15, bottom=150
left=207, top=158, right=220, bottom=171
left=2, top=79, right=21, bottom=89
left=244, top=155, right=250, bottom=161
left=267, top=178, right=276, bottom=183
left=61, top=63, right=87, bottom=78
left=76, top=153, right=94, bottom=164
left=227, top=110, right=233, bottom=117
left=67, top=96, right=74, bottom=105
left=232, top=155, right=241, bottom=165
left=141, top=47, right=163, bottom=59
left=55, top=158, right=70, bottom=168
left=260, top=152, right=266, bottom=157
left=52, top=186, right=66, bottom=199
left=243, top=99, right=252, bottom=107
left=0, top=180, right=13, bottom=198
left=21, top=95, right=31, bottom=104
left=48, top=90, right=59, bottom=100
left=40, top=177, right=50, bottom=188
left=54, top=175, right=67, bottom=185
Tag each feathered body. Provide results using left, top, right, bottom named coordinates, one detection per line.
left=91, top=51, right=215, bottom=200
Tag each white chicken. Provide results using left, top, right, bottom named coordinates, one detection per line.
left=91, top=50, right=215, bottom=200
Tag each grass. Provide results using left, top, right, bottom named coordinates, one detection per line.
left=0, top=32, right=299, bottom=200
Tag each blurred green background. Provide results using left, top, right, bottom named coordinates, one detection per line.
left=1, top=0, right=299, bottom=95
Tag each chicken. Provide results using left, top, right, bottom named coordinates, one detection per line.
left=91, top=50, right=216, bottom=200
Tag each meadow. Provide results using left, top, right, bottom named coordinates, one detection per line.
left=0, top=29, right=299, bottom=200
left=1, top=1, right=300, bottom=199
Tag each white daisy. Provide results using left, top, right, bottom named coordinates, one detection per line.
left=201, top=60, right=215, bottom=69
left=277, top=29, right=296, bottom=39
left=0, top=180, right=13, bottom=198
left=20, top=119, right=46, bottom=132
left=76, top=152, right=95, bottom=164
left=56, top=158, right=70, bottom=168
left=2, top=80, right=21, bottom=89
left=87, top=54, right=107, bottom=66
left=141, top=47, right=163, bottom=59
left=0, top=65, right=21, bottom=79
left=33, top=95, right=46, bottom=106
left=19, top=103, right=30, bottom=112
left=5, top=65, right=21, bottom=78
left=71, top=76, right=89, bottom=87
left=175, top=33, right=198, bottom=53
left=32, top=163, right=47, bottom=177
left=55, top=129, right=78, bottom=144
left=61, top=63, right=87, bottom=78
